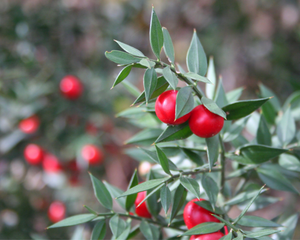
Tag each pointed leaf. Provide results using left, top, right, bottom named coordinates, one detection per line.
left=170, top=184, right=187, bottom=223
left=161, top=185, right=172, bottom=214
left=139, top=58, right=155, bottom=69
left=48, top=214, right=96, bottom=229
left=237, top=215, right=281, bottom=228
left=89, top=173, right=112, bottom=210
left=206, top=57, right=216, bottom=99
left=162, top=66, right=178, bottom=90
left=91, top=220, right=106, bottom=240
left=211, top=214, right=239, bottom=232
left=195, top=200, right=224, bottom=215
left=220, top=232, right=232, bottom=240
left=182, top=222, right=225, bottom=236
left=233, top=231, right=243, bottom=240
left=155, top=145, right=171, bottom=175
left=84, top=205, right=97, bottom=215
left=222, top=97, right=270, bottom=120
left=150, top=7, right=164, bottom=60
left=223, top=117, right=249, bottom=142
left=201, top=97, right=226, bottom=119
left=202, top=174, right=219, bottom=208
left=274, top=213, right=299, bottom=240
left=226, top=87, right=243, bottom=103
left=114, top=40, right=145, bottom=57
left=112, top=65, right=132, bottom=88
left=186, top=30, right=207, bottom=76
left=175, top=86, right=194, bottom=120
left=277, top=107, right=296, bottom=146
left=140, top=220, right=160, bottom=240
left=145, top=170, right=162, bottom=217
left=245, top=229, right=281, bottom=238
left=126, top=128, right=163, bottom=145
left=143, top=68, right=158, bottom=104
left=109, top=215, right=127, bottom=238
left=182, top=148, right=204, bottom=166
left=103, top=182, right=126, bottom=209
left=214, top=78, right=228, bottom=108
left=279, top=153, right=300, bottom=172
left=125, top=170, right=139, bottom=211
left=162, top=27, right=175, bottom=63
left=256, top=115, right=271, bottom=146
left=183, top=72, right=212, bottom=84
left=105, top=50, right=141, bottom=65
left=224, top=189, right=267, bottom=206
left=180, top=176, right=201, bottom=199
left=206, top=134, right=219, bottom=170
left=259, top=83, right=281, bottom=111
left=116, top=223, right=131, bottom=240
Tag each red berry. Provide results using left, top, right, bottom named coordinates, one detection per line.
left=24, top=144, right=44, bottom=165
left=81, top=144, right=103, bottom=165
left=60, top=75, right=83, bottom=100
left=190, top=231, right=225, bottom=240
left=189, top=105, right=224, bottom=138
left=48, top=201, right=66, bottom=223
left=134, top=191, right=152, bottom=218
left=42, top=153, right=62, bottom=172
left=155, top=90, right=192, bottom=125
left=183, top=198, right=220, bottom=229
left=19, top=115, right=40, bottom=134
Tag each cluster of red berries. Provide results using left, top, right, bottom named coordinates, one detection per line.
left=155, top=90, right=224, bottom=138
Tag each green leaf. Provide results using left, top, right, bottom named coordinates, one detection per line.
left=226, top=87, right=243, bottom=103
left=160, top=185, right=172, bottom=214
left=155, top=121, right=193, bottom=143
left=180, top=176, right=201, bottom=199
left=223, top=117, right=249, bottom=143
left=257, top=167, right=299, bottom=193
left=233, top=231, right=243, bottom=240
left=259, top=83, right=281, bottom=111
left=149, top=7, right=164, bottom=60
left=206, top=134, right=219, bottom=170
left=89, top=173, right=112, bottom=210
left=237, top=215, right=281, bottom=228
left=202, top=174, right=219, bottom=208
left=214, top=78, right=228, bottom=108
left=222, top=97, right=270, bottom=120
left=71, top=226, right=84, bottom=240
left=277, top=107, right=296, bottom=146
left=116, top=223, right=131, bottom=240
left=183, top=72, right=212, bottom=84
left=194, top=200, right=224, bottom=215
left=84, top=205, right=97, bottom=215
left=140, top=220, right=160, bottom=240
left=182, top=222, right=225, bottom=236
left=211, top=214, right=238, bottom=232
left=206, top=56, right=216, bottom=99
left=114, top=40, right=145, bottom=57
left=170, top=184, right=187, bottom=223
left=125, top=170, right=139, bottom=211
left=201, top=97, right=226, bottom=119
left=175, top=86, right=194, bottom=120
left=143, top=68, right=158, bottom=104
left=127, top=225, right=140, bottom=240
left=109, top=215, right=127, bottom=238
left=91, top=220, right=106, bottom=240
left=126, top=128, right=163, bottom=145
left=105, top=50, right=141, bottom=65
left=155, top=145, right=171, bottom=175
left=220, top=232, right=232, bottom=240
left=162, top=66, right=178, bottom=90
left=274, top=213, right=299, bottom=240
left=103, top=182, right=126, bottom=209
left=256, top=115, right=271, bottom=146
left=117, top=177, right=170, bottom=198
left=233, top=185, right=265, bottom=224
left=162, top=27, right=175, bottom=63
left=279, top=153, right=300, bottom=172
left=186, top=30, right=207, bottom=76
left=112, top=65, right=132, bottom=88
left=133, top=76, right=169, bottom=105
left=121, top=80, right=141, bottom=97
left=224, top=189, right=267, bottom=206
left=182, top=148, right=204, bottom=166
left=138, top=59, right=153, bottom=69
left=245, top=229, right=281, bottom=238
left=48, top=214, right=96, bottom=229
left=283, top=90, right=300, bottom=120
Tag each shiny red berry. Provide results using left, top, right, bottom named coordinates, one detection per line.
left=48, top=201, right=66, bottom=223
left=183, top=198, right=220, bottom=229
left=189, top=105, right=224, bottom=138
left=42, top=153, right=62, bottom=172
left=134, top=191, right=152, bottom=218
left=81, top=144, right=103, bottom=165
left=60, top=75, right=83, bottom=100
left=190, top=231, right=225, bottom=240
left=155, top=90, right=192, bottom=125
left=19, top=115, right=40, bottom=134
left=24, top=144, right=44, bottom=165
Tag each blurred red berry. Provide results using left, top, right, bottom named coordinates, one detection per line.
left=134, top=191, right=152, bottom=218
left=190, top=231, right=224, bottom=240
left=60, top=75, right=83, bottom=100
left=81, top=144, right=103, bottom=165
left=24, top=144, right=44, bottom=165
left=42, top=153, right=62, bottom=172
left=48, top=201, right=66, bottom=223
left=19, top=115, right=40, bottom=134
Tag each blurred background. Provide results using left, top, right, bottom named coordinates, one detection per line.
left=0, top=0, right=299, bottom=239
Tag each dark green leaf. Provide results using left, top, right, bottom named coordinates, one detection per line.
left=259, top=83, right=281, bottom=111
left=114, top=40, right=145, bottom=57
left=145, top=170, right=162, bottom=217
left=279, top=153, right=300, bottom=172
left=214, top=78, right=228, bottom=108
left=256, top=115, right=271, bottom=146
left=155, top=121, right=193, bottom=143
left=245, top=229, right=281, bottom=238
left=202, top=174, right=219, bottom=208
left=277, top=107, right=296, bottom=146
left=220, top=232, right=232, bottom=240
left=48, top=214, right=96, bottom=229
left=206, top=134, right=219, bottom=170
left=127, top=225, right=140, bottom=240
left=201, top=97, right=226, bottom=119
left=112, top=65, right=132, bottom=89
left=162, top=27, right=175, bottom=63
left=237, top=215, right=281, bottom=228
left=257, top=167, right=299, bottom=193
left=91, top=220, right=106, bottom=240
left=105, top=50, right=141, bottom=65
left=161, top=185, right=172, bottom=214
left=170, top=184, right=187, bottom=223
left=180, top=176, right=201, bottom=199
left=175, top=86, right=194, bottom=120
left=182, top=148, right=204, bottom=166
left=89, top=173, right=112, bottom=210
left=103, top=182, right=126, bottom=210
left=125, top=170, right=139, bottom=211
left=143, top=68, right=158, bottom=104
left=194, top=200, right=224, bottom=215
left=183, top=72, right=212, bottom=84
left=206, top=57, right=216, bottom=99
left=186, top=30, right=207, bottom=76
left=140, top=220, right=160, bottom=240
left=126, top=128, right=163, bottom=145
left=182, top=222, right=225, bottom=236
left=222, top=97, right=270, bottom=120
left=211, top=214, right=238, bottom=232
left=150, top=7, right=164, bottom=60
left=162, top=66, right=178, bottom=90
left=155, top=145, right=171, bottom=175
left=109, top=215, right=127, bottom=238
left=117, top=177, right=170, bottom=198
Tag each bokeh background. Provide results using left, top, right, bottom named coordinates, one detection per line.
left=0, top=0, right=299, bottom=239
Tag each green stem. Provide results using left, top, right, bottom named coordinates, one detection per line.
left=219, top=135, right=226, bottom=196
